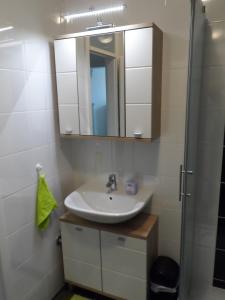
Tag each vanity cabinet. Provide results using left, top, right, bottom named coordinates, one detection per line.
left=60, top=213, right=158, bottom=300
left=54, top=23, right=163, bottom=141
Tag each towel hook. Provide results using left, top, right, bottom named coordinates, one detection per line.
left=36, top=163, right=43, bottom=175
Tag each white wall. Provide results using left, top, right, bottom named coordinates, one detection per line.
left=59, top=0, right=191, bottom=263
left=0, top=0, right=74, bottom=299
left=190, top=0, right=225, bottom=299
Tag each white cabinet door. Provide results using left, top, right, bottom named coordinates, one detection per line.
left=54, top=38, right=80, bottom=134
left=56, top=72, right=78, bottom=105
left=54, top=38, right=77, bottom=72
left=64, top=258, right=102, bottom=291
left=61, top=223, right=102, bottom=291
left=59, top=105, right=79, bottom=134
left=102, top=269, right=147, bottom=300
left=125, top=27, right=153, bottom=139
left=126, top=104, right=152, bottom=138
left=125, top=27, right=153, bottom=68
left=61, top=223, right=101, bottom=265
left=126, top=67, right=152, bottom=104
left=101, top=231, right=146, bottom=252
left=101, top=231, right=147, bottom=279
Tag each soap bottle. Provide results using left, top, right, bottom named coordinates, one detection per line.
left=125, top=178, right=138, bottom=195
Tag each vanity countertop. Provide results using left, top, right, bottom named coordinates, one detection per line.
left=59, top=212, right=158, bottom=240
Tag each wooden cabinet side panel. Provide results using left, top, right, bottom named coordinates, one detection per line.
left=151, top=26, right=163, bottom=140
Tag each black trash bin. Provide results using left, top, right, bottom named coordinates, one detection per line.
left=150, top=256, right=179, bottom=300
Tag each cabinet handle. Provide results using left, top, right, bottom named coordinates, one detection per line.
left=65, top=128, right=73, bottom=134
left=75, top=226, right=83, bottom=231
left=118, top=236, right=126, bottom=242
left=133, top=131, right=142, bottom=138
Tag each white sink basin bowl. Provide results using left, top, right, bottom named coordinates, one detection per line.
left=64, top=180, right=153, bottom=224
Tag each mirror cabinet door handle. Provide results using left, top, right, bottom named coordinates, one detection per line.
left=65, top=128, right=73, bottom=134
left=133, top=131, right=142, bottom=138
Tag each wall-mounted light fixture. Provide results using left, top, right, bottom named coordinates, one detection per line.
left=0, top=26, right=14, bottom=32
left=64, top=4, right=126, bottom=23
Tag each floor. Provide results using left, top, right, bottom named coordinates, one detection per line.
left=53, top=285, right=112, bottom=300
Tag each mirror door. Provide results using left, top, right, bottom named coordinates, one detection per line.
left=77, top=32, right=124, bottom=137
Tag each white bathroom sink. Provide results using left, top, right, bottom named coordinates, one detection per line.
left=64, top=180, right=153, bottom=224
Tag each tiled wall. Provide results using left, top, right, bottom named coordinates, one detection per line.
left=60, top=0, right=191, bottom=263
left=0, top=0, right=74, bottom=299
left=190, top=1, right=225, bottom=300
left=213, top=132, right=225, bottom=288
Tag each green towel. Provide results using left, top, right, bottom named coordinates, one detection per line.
left=36, top=174, right=57, bottom=230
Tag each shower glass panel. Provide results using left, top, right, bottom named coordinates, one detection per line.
left=179, top=0, right=205, bottom=299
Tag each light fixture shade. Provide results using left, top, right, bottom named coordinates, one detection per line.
left=98, top=34, right=113, bottom=44
left=65, top=5, right=126, bottom=22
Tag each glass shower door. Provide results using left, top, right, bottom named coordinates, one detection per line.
left=179, top=0, right=205, bottom=299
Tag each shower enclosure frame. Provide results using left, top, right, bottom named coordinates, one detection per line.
left=179, top=0, right=205, bottom=299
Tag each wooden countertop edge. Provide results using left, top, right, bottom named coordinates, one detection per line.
left=59, top=212, right=158, bottom=240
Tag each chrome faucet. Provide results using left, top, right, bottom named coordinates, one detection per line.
left=106, top=174, right=117, bottom=193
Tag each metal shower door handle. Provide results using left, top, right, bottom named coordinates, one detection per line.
left=179, top=164, right=184, bottom=202
left=179, top=164, right=194, bottom=201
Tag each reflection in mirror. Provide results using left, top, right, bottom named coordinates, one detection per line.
left=77, top=32, right=124, bottom=137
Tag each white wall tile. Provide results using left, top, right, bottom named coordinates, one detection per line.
left=198, top=107, right=225, bottom=145
left=0, top=70, right=27, bottom=113
left=3, top=185, right=36, bottom=236
left=152, top=175, right=181, bottom=210
left=24, top=276, right=49, bottom=300
left=160, top=108, right=186, bottom=144
left=204, top=0, right=225, bottom=22
left=0, top=113, right=30, bottom=157
left=157, top=142, right=184, bottom=177
left=113, top=141, right=134, bottom=175
left=159, top=208, right=182, bottom=243
left=161, top=68, right=187, bottom=109
left=133, top=142, right=159, bottom=174
left=27, top=111, right=48, bottom=147
left=204, top=21, right=225, bottom=67
left=191, top=245, right=215, bottom=294
left=201, top=66, right=225, bottom=109
left=0, top=151, right=34, bottom=198
left=24, top=39, right=49, bottom=73
left=196, top=142, right=223, bottom=182
left=159, top=238, right=181, bottom=263
left=25, top=72, right=47, bottom=111
left=195, top=179, right=220, bottom=228
left=0, top=39, right=25, bottom=70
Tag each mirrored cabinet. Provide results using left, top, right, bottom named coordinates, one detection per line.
left=54, top=23, right=163, bottom=141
